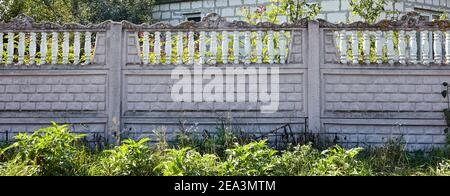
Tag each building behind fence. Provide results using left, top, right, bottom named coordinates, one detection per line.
left=153, top=0, right=450, bottom=24
left=1, top=13, right=450, bottom=150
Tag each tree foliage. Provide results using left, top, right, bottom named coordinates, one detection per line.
left=349, top=0, right=387, bottom=24
left=241, top=0, right=321, bottom=25
left=0, top=0, right=155, bottom=24
left=83, top=0, right=156, bottom=24
left=0, top=0, right=82, bottom=23
left=349, top=0, right=400, bottom=24
left=270, top=0, right=321, bottom=22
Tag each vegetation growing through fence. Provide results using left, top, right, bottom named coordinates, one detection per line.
left=1, top=123, right=450, bottom=176
left=0, top=33, right=94, bottom=65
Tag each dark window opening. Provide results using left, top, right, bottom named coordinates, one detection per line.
left=187, top=16, right=202, bottom=22
left=184, top=12, right=202, bottom=22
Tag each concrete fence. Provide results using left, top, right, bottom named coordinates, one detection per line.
left=1, top=13, right=449, bottom=150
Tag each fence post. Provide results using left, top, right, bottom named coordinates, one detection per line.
left=105, top=22, right=123, bottom=144
left=307, top=20, right=322, bottom=133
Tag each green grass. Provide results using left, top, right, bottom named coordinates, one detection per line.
left=1, top=123, right=450, bottom=176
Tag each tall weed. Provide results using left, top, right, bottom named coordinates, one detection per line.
left=90, top=138, right=156, bottom=176
left=0, top=122, right=89, bottom=176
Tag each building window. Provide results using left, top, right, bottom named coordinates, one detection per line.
left=414, top=8, right=441, bottom=21
left=184, top=12, right=202, bottom=22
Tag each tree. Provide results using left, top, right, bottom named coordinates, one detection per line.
left=0, top=0, right=156, bottom=24
left=0, top=0, right=78, bottom=23
left=349, top=0, right=400, bottom=24
left=82, top=0, right=155, bottom=24
left=269, top=0, right=321, bottom=23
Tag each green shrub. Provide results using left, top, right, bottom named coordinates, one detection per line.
left=156, top=148, right=222, bottom=176
left=90, top=138, right=156, bottom=176
left=314, top=146, right=367, bottom=176
left=0, top=122, right=88, bottom=176
left=3, top=123, right=450, bottom=176
left=274, top=144, right=322, bottom=176
left=274, top=144, right=368, bottom=176
left=158, top=141, right=280, bottom=176
left=222, top=140, right=279, bottom=176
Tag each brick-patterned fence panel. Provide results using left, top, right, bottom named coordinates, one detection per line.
left=0, top=15, right=110, bottom=144
left=0, top=74, right=107, bottom=112
left=121, top=14, right=308, bottom=142
left=121, top=67, right=307, bottom=142
left=1, top=13, right=450, bottom=150
left=319, top=13, right=450, bottom=150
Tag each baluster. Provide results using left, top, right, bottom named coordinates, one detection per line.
left=177, top=32, right=184, bottom=65
left=40, top=32, right=47, bottom=65
left=0, top=33, right=3, bottom=65
left=188, top=31, right=195, bottom=65
left=154, top=32, right=161, bottom=64
left=398, top=31, right=406, bottom=65
left=74, top=32, right=81, bottom=65
left=256, top=31, right=263, bottom=64
left=143, top=32, right=150, bottom=65
left=165, top=31, right=172, bottom=65
left=434, top=31, right=443, bottom=64
left=18, top=32, right=25, bottom=65
left=210, top=31, right=218, bottom=64
left=386, top=31, right=394, bottom=65
left=84, top=32, right=92, bottom=65
left=339, top=30, right=348, bottom=64
left=375, top=31, right=383, bottom=64
left=446, top=31, right=450, bottom=64
left=199, top=31, right=206, bottom=65
left=244, top=31, right=251, bottom=65
left=7, top=33, right=14, bottom=65
left=222, top=31, right=229, bottom=64
left=268, top=30, right=275, bottom=64
left=62, top=32, right=69, bottom=65
left=51, top=32, right=58, bottom=64
left=351, top=31, right=359, bottom=64
left=29, top=32, right=37, bottom=65
left=233, top=31, right=240, bottom=64
left=363, top=31, right=371, bottom=64
left=279, top=30, right=286, bottom=64
left=409, top=31, right=418, bottom=64
left=421, top=31, right=430, bottom=65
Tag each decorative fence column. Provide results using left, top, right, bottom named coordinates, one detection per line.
left=106, top=22, right=124, bottom=144
left=307, top=21, right=321, bottom=132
